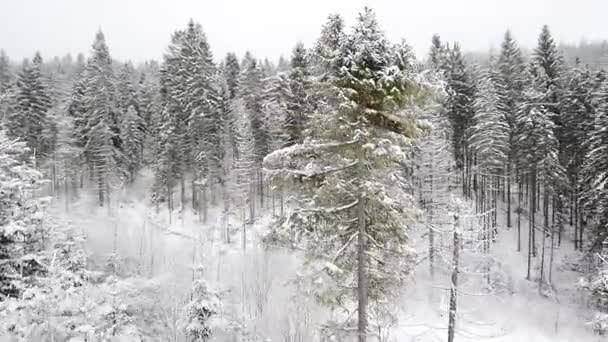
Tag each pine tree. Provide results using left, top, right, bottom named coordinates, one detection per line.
left=264, top=8, right=421, bottom=341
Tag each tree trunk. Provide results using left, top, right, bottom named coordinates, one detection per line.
left=448, top=215, right=460, bottom=342
left=357, top=148, right=368, bottom=342
left=202, top=187, right=208, bottom=224
left=64, top=164, right=69, bottom=212
left=518, top=172, right=522, bottom=252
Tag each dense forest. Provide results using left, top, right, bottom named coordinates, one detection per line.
left=0, top=6, right=607, bottom=342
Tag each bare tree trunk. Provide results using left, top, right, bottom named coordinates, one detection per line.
left=549, top=223, right=555, bottom=284
left=357, top=148, right=368, bottom=342
left=202, top=187, right=208, bottom=224
left=192, top=179, right=197, bottom=211
left=448, top=215, right=460, bottom=342
left=518, top=171, right=522, bottom=252
left=168, top=185, right=173, bottom=225
left=64, top=164, right=69, bottom=212
left=429, top=163, right=435, bottom=279
left=180, top=176, right=186, bottom=215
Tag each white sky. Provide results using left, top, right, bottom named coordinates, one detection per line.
left=0, top=0, right=606, bottom=63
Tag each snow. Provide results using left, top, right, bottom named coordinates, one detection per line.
left=0, top=169, right=593, bottom=341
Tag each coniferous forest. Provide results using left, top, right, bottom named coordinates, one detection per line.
left=1, top=6, right=608, bottom=342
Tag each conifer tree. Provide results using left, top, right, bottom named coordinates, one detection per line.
left=81, top=31, right=122, bottom=206
left=428, top=34, right=448, bottom=70
left=265, top=8, right=422, bottom=340
left=156, top=20, right=219, bottom=211
left=0, top=131, right=47, bottom=298
left=223, top=53, right=240, bottom=100
left=313, top=13, right=345, bottom=77
left=444, top=43, right=476, bottom=191
left=7, top=53, right=53, bottom=160
left=0, top=50, right=11, bottom=94
left=238, top=52, right=269, bottom=164
left=285, top=42, right=312, bottom=146
left=470, top=68, right=509, bottom=174
left=517, top=77, right=565, bottom=280
left=496, top=30, right=527, bottom=228
left=581, top=80, right=608, bottom=252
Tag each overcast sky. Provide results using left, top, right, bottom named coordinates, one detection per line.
left=0, top=0, right=606, bottom=63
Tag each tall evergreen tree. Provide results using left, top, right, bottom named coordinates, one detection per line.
left=444, top=43, right=476, bottom=174
left=284, top=42, right=312, bottom=146
left=265, top=8, right=420, bottom=341
left=238, top=52, right=269, bottom=165
left=428, top=34, right=448, bottom=70
left=0, top=131, right=47, bottom=298
left=581, top=79, right=608, bottom=252
left=496, top=30, right=527, bottom=228
left=0, top=50, right=11, bottom=94
left=81, top=31, right=121, bottom=206
left=313, top=13, right=345, bottom=77
left=223, top=53, right=240, bottom=100
left=7, top=53, right=53, bottom=160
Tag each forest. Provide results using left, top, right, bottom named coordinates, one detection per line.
left=0, top=6, right=608, bottom=342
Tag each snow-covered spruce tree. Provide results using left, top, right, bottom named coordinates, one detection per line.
left=121, top=105, right=145, bottom=182
left=6, top=53, right=53, bottom=161
left=312, top=13, right=344, bottom=75
left=53, top=110, right=82, bottom=209
left=155, top=20, right=220, bottom=214
left=470, top=68, right=509, bottom=174
left=80, top=31, right=122, bottom=206
left=264, top=8, right=426, bottom=341
left=417, top=101, right=456, bottom=279
left=561, top=61, right=595, bottom=250
left=116, top=63, right=146, bottom=182
left=181, top=279, right=220, bottom=342
left=180, top=21, right=222, bottom=212
left=496, top=30, right=527, bottom=229
left=237, top=52, right=270, bottom=208
left=136, top=70, right=161, bottom=165
left=230, top=98, right=257, bottom=244
left=580, top=79, right=608, bottom=254
left=284, top=42, right=313, bottom=146
left=0, top=50, right=11, bottom=94
left=238, top=52, right=269, bottom=165
left=224, top=53, right=240, bottom=100
left=0, top=131, right=47, bottom=299
left=263, top=71, right=289, bottom=152
left=469, top=66, right=509, bottom=243
left=444, top=43, right=477, bottom=196
left=516, top=73, right=565, bottom=284
left=427, top=34, right=448, bottom=71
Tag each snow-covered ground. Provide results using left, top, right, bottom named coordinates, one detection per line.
left=45, top=174, right=601, bottom=341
